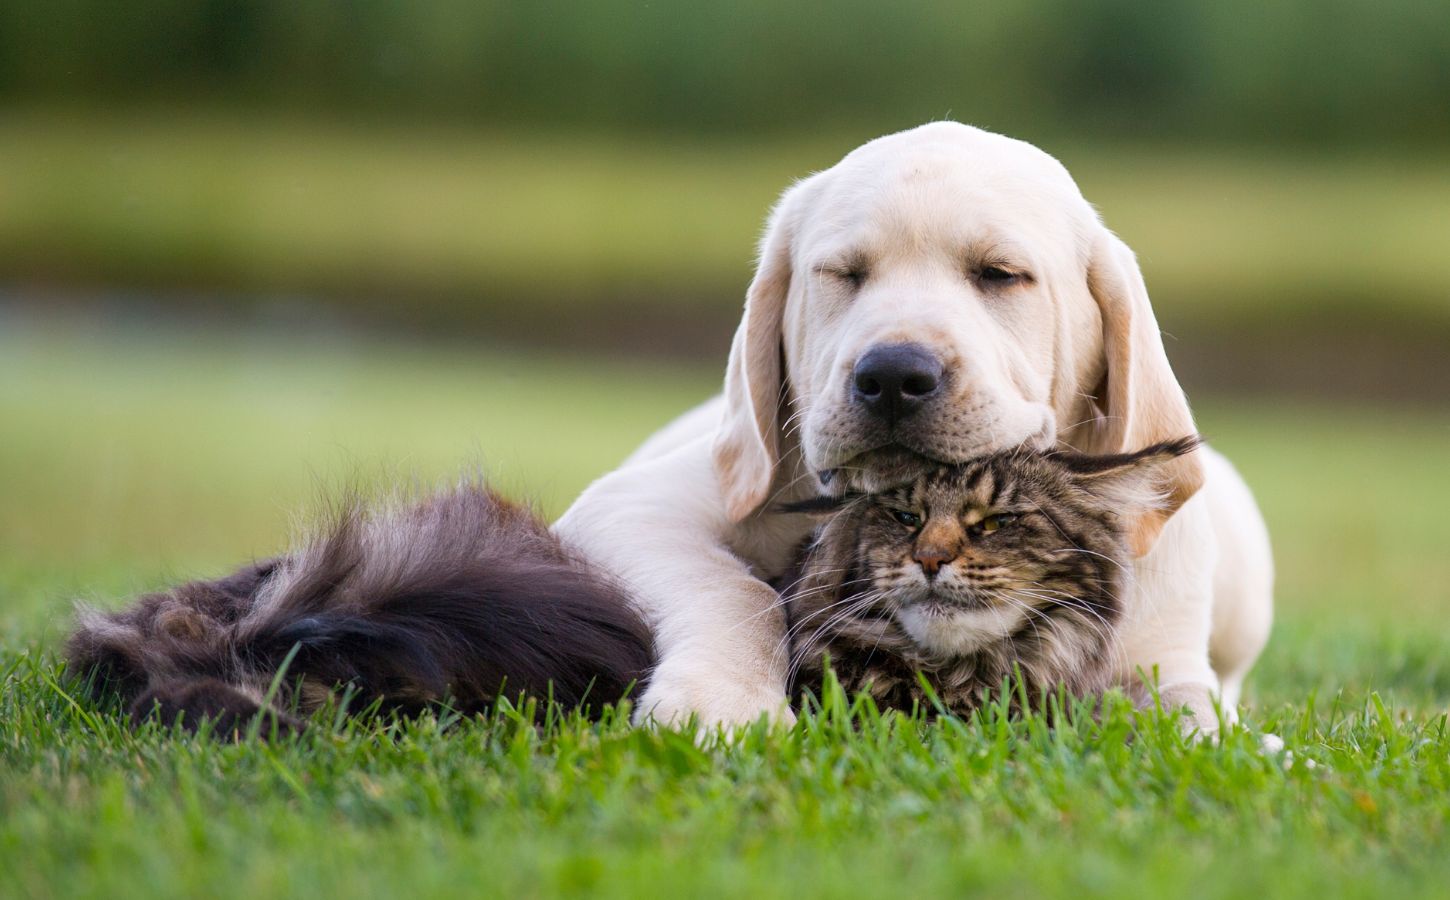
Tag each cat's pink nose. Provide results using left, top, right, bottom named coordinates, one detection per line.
left=914, top=550, right=951, bottom=577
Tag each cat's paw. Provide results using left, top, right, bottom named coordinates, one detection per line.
left=633, top=658, right=794, bottom=732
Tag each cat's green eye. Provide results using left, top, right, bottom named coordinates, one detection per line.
left=891, top=509, right=923, bottom=529
left=975, top=513, right=1017, bottom=535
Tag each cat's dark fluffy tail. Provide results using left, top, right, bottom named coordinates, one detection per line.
left=66, top=485, right=654, bottom=735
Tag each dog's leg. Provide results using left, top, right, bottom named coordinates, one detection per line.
left=1202, top=449, right=1275, bottom=712
left=554, top=438, right=796, bottom=730
left=1117, top=491, right=1226, bottom=735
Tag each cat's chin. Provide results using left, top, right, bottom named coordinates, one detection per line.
left=894, top=600, right=1029, bottom=659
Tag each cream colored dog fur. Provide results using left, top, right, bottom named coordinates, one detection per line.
left=554, top=122, right=1273, bottom=733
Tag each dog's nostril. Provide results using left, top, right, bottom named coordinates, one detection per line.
left=901, top=372, right=939, bottom=397
left=854, top=374, right=883, bottom=397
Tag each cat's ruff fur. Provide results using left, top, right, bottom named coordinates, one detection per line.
left=67, top=485, right=655, bottom=733
left=554, top=121, right=1274, bottom=732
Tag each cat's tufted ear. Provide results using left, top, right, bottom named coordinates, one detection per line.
left=1080, top=230, right=1206, bottom=555
left=714, top=180, right=811, bottom=522
left=1056, top=437, right=1202, bottom=520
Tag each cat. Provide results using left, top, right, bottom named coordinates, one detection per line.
left=66, top=484, right=654, bottom=735
left=777, top=438, right=1199, bottom=716
left=66, top=440, right=1193, bottom=735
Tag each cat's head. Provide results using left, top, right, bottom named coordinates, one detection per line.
left=784, top=437, right=1199, bottom=659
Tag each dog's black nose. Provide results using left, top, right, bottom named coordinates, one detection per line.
left=851, top=343, right=944, bottom=425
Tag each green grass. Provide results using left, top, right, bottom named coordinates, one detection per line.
left=2, top=318, right=1448, bottom=898
left=4, top=110, right=1450, bottom=333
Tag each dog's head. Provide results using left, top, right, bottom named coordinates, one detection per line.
left=713, top=122, right=1202, bottom=556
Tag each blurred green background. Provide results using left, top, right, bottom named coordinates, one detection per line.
left=2, top=3, right=1448, bottom=655
left=3, top=7, right=1450, bottom=895
left=4, top=1, right=1450, bottom=366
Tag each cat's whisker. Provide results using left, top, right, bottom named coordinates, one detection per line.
left=758, top=566, right=861, bottom=608
left=776, top=571, right=877, bottom=608
left=1048, top=545, right=1133, bottom=574
left=1018, top=578, right=1129, bottom=631
left=1001, top=584, right=1126, bottom=676
left=730, top=571, right=880, bottom=668
left=785, top=593, right=889, bottom=686
left=784, top=587, right=889, bottom=643
left=986, top=589, right=1057, bottom=654
left=778, top=587, right=888, bottom=658
left=991, top=585, right=1102, bottom=692
left=1006, top=584, right=1106, bottom=629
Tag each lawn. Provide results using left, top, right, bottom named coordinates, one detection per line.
left=2, top=316, right=1448, bottom=898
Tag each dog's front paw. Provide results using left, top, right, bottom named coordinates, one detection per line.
left=1141, top=681, right=1224, bottom=739
left=634, top=657, right=794, bottom=731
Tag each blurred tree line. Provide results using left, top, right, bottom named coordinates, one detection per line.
left=2, top=0, right=1447, bottom=145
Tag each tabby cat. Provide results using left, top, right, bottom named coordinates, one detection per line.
left=66, top=442, right=1193, bottom=734
left=779, top=438, right=1198, bottom=715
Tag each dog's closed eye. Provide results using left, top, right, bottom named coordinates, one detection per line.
left=816, top=251, right=872, bottom=291
left=972, top=263, right=1032, bottom=288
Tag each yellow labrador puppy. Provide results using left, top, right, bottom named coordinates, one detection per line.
left=555, top=122, right=1273, bottom=733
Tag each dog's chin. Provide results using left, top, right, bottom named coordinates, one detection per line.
left=817, top=444, right=940, bottom=493
left=808, top=403, right=1058, bottom=491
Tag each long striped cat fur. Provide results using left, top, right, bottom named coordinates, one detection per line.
left=66, top=484, right=654, bottom=735
left=778, top=438, right=1198, bottom=716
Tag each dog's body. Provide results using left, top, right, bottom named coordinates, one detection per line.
left=555, top=122, right=1273, bottom=732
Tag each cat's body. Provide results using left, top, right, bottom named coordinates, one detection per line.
left=66, top=442, right=1192, bottom=733
left=779, top=439, right=1197, bottom=716
left=67, top=485, right=655, bottom=733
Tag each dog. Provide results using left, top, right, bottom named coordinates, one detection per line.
left=553, top=122, right=1274, bottom=734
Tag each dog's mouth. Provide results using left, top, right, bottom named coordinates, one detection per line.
left=817, top=443, right=942, bottom=493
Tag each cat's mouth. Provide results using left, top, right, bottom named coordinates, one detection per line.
left=901, top=597, right=960, bottom=617
left=891, top=592, right=1024, bottom=659
left=894, top=588, right=991, bottom=615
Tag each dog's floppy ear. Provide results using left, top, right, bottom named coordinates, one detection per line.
left=1083, top=230, right=1205, bottom=556
left=713, top=184, right=804, bottom=522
